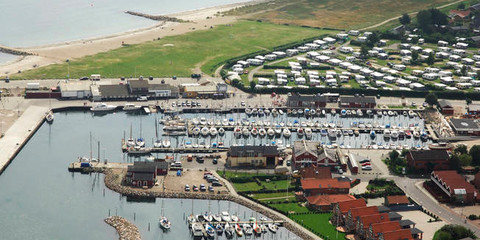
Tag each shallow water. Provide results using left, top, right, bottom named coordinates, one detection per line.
left=0, top=111, right=299, bottom=240
left=0, top=52, right=18, bottom=65
left=0, top=0, right=248, bottom=48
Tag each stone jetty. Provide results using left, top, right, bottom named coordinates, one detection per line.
left=0, top=45, right=35, bottom=56
left=104, top=216, right=141, bottom=240
left=102, top=169, right=317, bottom=240
left=125, top=11, right=185, bottom=22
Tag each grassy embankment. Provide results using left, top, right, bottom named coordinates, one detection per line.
left=15, top=21, right=333, bottom=80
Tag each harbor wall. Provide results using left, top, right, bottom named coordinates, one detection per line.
left=104, top=216, right=141, bottom=240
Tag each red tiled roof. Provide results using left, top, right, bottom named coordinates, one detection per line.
left=358, top=213, right=390, bottom=230
left=432, top=171, right=478, bottom=196
left=338, top=198, right=367, bottom=214
left=349, top=206, right=379, bottom=220
left=450, top=9, right=471, bottom=18
left=301, top=166, right=332, bottom=179
left=386, top=195, right=410, bottom=205
left=301, top=178, right=350, bottom=190
left=381, top=229, right=413, bottom=240
left=371, top=221, right=401, bottom=237
left=306, top=194, right=355, bottom=206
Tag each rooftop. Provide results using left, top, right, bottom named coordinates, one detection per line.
left=128, top=80, right=150, bottom=89
left=432, top=170, right=478, bottom=196
left=340, top=96, right=376, bottom=104
left=349, top=206, right=379, bottom=220
left=300, top=166, right=332, bottom=179
left=230, top=145, right=278, bottom=157
left=132, top=172, right=155, bottom=181
left=301, top=178, right=351, bottom=190
left=408, top=149, right=449, bottom=162
left=358, top=213, right=390, bottom=229
left=468, top=104, right=480, bottom=112
left=371, top=221, right=401, bottom=237
left=386, top=195, right=410, bottom=205
left=438, top=99, right=453, bottom=109
left=450, top=118, right=480, bottom=131
left=306, top=194, right=355, bottom=206
left=337, top=198, right=367, bottom=214
left=98, top=85, right=130, bottom=98
left=294, top=140, right=320, bottom=158
left=380, top=229, right=413, bottom=240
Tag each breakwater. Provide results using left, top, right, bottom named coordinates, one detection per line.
left=102, top=169, right=316, bottom=240
left=125, top=11, right=185, bottom=22
left=104, top=216, right=141, bottom=240
left=0, top=45, right=34, bottom=56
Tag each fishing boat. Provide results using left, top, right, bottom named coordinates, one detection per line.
left=297, top=128, right=304, bottom=137
left=225, top=223, right=234, bottom=238
left=218, top=127, right=225, bottom=135
left=123, top=103, right=142, bottom=111
left=235, top=224, right=243, bottom=237
left=267, top=128, right=275, bottom=137
left=243, top=224, right=253, bottom=235
left=159, top=216, right=171, bottom=230
left=90, top=103, right=116, bottom=112
left=205, top=224, right=215, bottom=238
left=283, top=128, right=291, bottom=138
left=191, top=222, right=204, bottom=239
left=162, top=139, right=171, bottom=148
left=370, top=130, right=376, bottom=139
left=242, top=127, right=250, bottom=137
left=253, top=222, right=261, bottom=236
left=268, top=223, right=278, bottom=233
left=210, top=127, right=217, bottom=136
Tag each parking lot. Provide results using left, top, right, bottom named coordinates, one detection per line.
left=162, top=167, right=228, bottom=194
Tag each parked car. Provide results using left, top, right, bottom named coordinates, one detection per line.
left=208, top=186, right=214, bottom=192
left=286, top=160, right=291, bottom=166
left=137, top=96, right=148, bottom=101
left=207, top=177, right=219, bottom=183
left=193, top=185, right=199, bottom=191
left=361, top=162, right=371, bottom=166
left=79, top=76, right=89, bottom=80
left=200, top=184, right=206, bottom=192
left=362, top=166, right=372, bottom=171
left=185, top=184, right=190, bottom=191
left=212, top=158, right=218, bottom=164
left=359, top=159, right=370, bottom=164
left=148, top=76, right=153, bottom=80
left=212, top=181, right=223, bottom=187
left=196, top=157, right=204, bottom=163
left=338, top=169, right=343, bottom=174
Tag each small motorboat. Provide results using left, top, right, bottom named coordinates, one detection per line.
left=297, top=128, right=304, bottom=137
left=377, top=111, right=382, bottom=117
left=221, top=211, right=231, bottom=222
left=320, top=129, right=328, bottom=136
left=279, top=109, right=284, bottom=115
left=213, top=214, right=222, bottom=222
left=245, top=108, right=252, bottom=115
left=341, top=109, right=347, bottom=117
left=242, top=127, right=250, bottom=137
left=191, top=223, right=204, bottom=239
left=251, top=128, right=258, bottom=136
left=192, top=127, right=201, bottom=136
left=123, top=103, right=142, bottom=111
left=235, top=223, right=243, bottom=237
left=253, top=222, right=261, bottom=236
left=201, top=127, right=210, bottom=136
left=210, top=127, right=217, bottom=136
left=384, top=129, right=391, bottom=138
left=218, top=127, right=225, bottom=135
left=159, top=216, right=171, bottom=230
left=243, top=224, right=253, bottom=235
left=234, top=127, right=242, bottom=137
left=331, top=109, right=336, bottom=115
left=405, top=130, right=412, bottom=138
left=90, top=103, right=116, bottom=112
left=231, top=215, right=239, bottom=222
left=153, top=139, right=162, bottom=148
left=391, top=130, right=399, bottom=139
left=370, top=130, right=376, bottom=139
left=413, top=130, right=420, bottom=138
left=126, top=138, right=135, bottom=147
left=283, top=128, right=291, bottom=138
left=136, top=138, right=145, bottom=147
left=267, top=128, right=275, bottom=137
left=45, top=111, right=54, bottom=123
left=215, top=223, right=224, bottom=235
left=162, top=139, right=171, bottom=148
left=305, top=128, right=313, bottom=139
left=225, top=223, right=234, bottom=238
left=268, top=223, right=278, bottom=233
left=205, top=224, right=215, bottom=238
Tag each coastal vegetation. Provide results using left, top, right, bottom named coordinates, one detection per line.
left=433, top=224, right=477, bottom=240
left=14, top=21, right=333, bottom=79
left=225, top=0, right=460, bottom=30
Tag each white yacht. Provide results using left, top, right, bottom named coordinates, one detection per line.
left=123, top=103, right=142, bottom=111
left=90, top=103, right=116, bottom=112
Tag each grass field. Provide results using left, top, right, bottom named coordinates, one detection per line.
left=269, top=203, right=310, bottom=213
left=15, top=21, right=333, bottom=79
left=232, top=179, right=294, bottom=192
left=229, top=0, right=459, bottom=30
left=290, top=213, right=346, bottom=239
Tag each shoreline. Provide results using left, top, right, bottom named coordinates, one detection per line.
left=0, top=0, right=264, bottom=77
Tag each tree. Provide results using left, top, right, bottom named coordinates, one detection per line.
left=433, top=225, right=476, bottom=240
left=459, top=154, right=472, bottom=166
left=458, top=2, right=465, bottom=10
left=461, top=65, right=468, bottom=76
left=411, top=50, right=419, bottom=62
left=367, top=32, right=379, bottom=48
left=469, top=145, right=480, bottom=165
left=449, top=155, right=461, bottom=171
left=389, top=150, right=400, bottom=161
left=249, top=81, right=256, bottom=91
left=425, top=92, right=438, bottom=106
left=426, top=52, right=435, bottom=65
left=454, top=144, right=468, bottom=155
left=466, top=98, right=472, bottom=104
left=417, top=10, right=432, bottom=31
left=360, top=45, right=369, bottom=59
left=399, top=13, right=411, bottom=25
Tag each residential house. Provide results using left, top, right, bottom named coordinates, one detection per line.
left=332, top=198, right=367, bottom=226
left=227, top=145, right=279, bottom=167
left=378, top=229, right=413, bottom=240
left=125, top=162, right=158, bottom=187
left=356, top=213, right=390, bottom=238
left=406, top=149, right=450, bottom=173
left=339, top=96, right=376, bottom=108
left=431, top=170, right=479, bottom=204
left=301, top=178, right=350, bottom=196
left=300, top=166, right=332, bottom=179
left=385, top=195, right=410, bottom=206
left=345, top=206, right=380, bottom=232
left=449, top=9, right=471, bottom=22
left=367, top=221, right=401, bottom=240
left=306, top=194, right=355, bottom=211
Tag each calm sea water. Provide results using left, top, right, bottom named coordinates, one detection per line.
left=0, top=0, right=247, bottom=48
left=0, top=111, right=298, bottom=240
left=0, top=52, right=18, bottom=65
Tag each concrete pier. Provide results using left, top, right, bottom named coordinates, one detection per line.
left=0, top=105, right=47, bottom=174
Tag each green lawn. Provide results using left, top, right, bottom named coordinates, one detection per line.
left=15, top=21, right=333, bottom=79
left=251, top=191, right=296, bottom=200
left=232, top=179, right=294, bottom=192
left=232, top=182, right=264, bottom=192
left=269, top=203, right=310, bottom=213
left=290, top=213, right=346, bottom=239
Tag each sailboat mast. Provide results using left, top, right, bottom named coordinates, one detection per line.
left=89, top=132, right=93, bottom=161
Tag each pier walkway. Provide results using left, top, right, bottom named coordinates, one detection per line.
left=0, top=105, right=47, bottom=174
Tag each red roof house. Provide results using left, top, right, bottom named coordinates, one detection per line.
left=385, top=195, right=410, bottom=206
left=379, top=229, right=413, bottom=240
left=345, top=206, right=379, bottom=232
left=332, top=198, right=367, bottom=226
left=356, top=213, right=390, bottom=237
left=306, top=194, right=355, bottom=211
left=301, top=178, right=350, bottom=196
left=431, top=170, right=479, bottom=204
left=367, top=221, right=402, bottom=240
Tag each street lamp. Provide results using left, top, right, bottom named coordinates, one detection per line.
left=66, top=59, right=70, bottom=80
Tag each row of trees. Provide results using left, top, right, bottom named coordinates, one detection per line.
left=451, top=144, right=480, bottom=168
left=433, top=224, right=477, bottom=240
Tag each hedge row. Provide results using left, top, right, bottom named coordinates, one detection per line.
left=263, top=65, right=333, bottom=70
left=228, top=174, right=288, bottom=183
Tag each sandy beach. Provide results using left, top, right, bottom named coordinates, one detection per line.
left=0, top=0, right=263, bottom=77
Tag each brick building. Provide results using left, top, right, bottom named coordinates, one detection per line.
left=306, top=194, right=355, bottom=211
left=301, top=178, right=350, bottom=196
left=339, top=96, right=376, bottom=108
left=293, top=140, right=338, bottom=168
left=332, top=198, right=367, bottom=226
left=431, top=170, right=479, bottom=204
left=406, top=149, right=450, bottom=173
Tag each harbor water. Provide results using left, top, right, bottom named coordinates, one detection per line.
left=0, top=111, right=298, bottom=240
left=0, top=0, right=248, bottom=48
